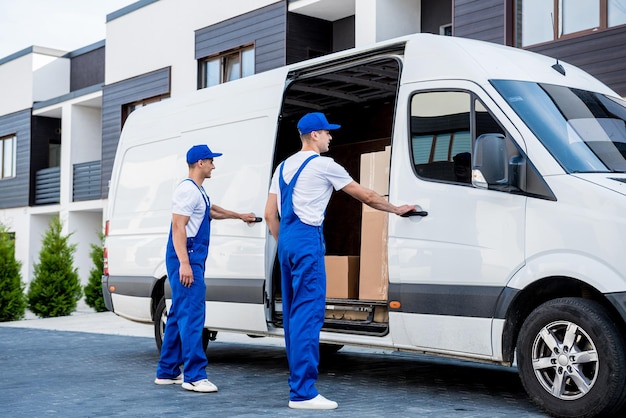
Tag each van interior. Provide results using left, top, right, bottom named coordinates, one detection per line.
left=269, top=44, right=405, bottom=337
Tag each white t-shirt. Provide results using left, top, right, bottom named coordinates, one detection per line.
left=269, top=151, right=353, bottom=226
left=171, top=180, right=209, bottom=237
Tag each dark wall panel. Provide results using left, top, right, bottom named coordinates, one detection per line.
left=333, top=16, right=355, bottom=52
left=195, top=1, right=287, bottom=74
left=421, top=0, right=452, bottom=35
left=528, top=26, right=626, bottom=97
left=101, top=67, right=171, bottom=198
left=454, top=0, right=504, bottom=44
left=70, top=46, right=105, bottom=91
left=0, top=109, right=31, bottom=209
left=286, top=12, right=332, bottom=64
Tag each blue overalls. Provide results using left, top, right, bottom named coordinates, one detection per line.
left=157, top=179, right=211, bottom=383
left=278, top=155, right=327, bottom=401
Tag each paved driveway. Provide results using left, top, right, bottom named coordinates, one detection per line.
left=0, top=324, right=548, bottom=417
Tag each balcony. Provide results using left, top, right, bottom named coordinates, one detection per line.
left=73, top=160, right=101, bottom=202
left=35, top=167, right=60, bottom=205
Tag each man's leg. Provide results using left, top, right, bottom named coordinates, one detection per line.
left=179, top=264, right=208, bottom=383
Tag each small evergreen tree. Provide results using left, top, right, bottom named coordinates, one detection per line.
left=84, top=232, right=107, bottom=312
left=27, top=216, right=82, bottom=318
left=0, top=223, right=26, bottom=321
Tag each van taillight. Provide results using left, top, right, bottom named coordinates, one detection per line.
left=103, top=220, right=109, bottom=276
left=103, top=247, right=109, bottom=276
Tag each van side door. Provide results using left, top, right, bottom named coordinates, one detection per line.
left=388, top=81, right=527, bottom=358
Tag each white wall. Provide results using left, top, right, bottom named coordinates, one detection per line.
left=0, top=55, right=34, bottom=115
left=70, top=105, right=102, bottom=164
left=105, top=0, right=280, bottom=96
left=66, top=211, right=102, bottom=284
left=32, top=55, right=70, bottom=102
left=355, top=0, right=421, bottom=46
left=0, top=208, right=31, bottom=286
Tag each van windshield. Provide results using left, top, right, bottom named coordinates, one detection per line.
left=491, top=80, right=626, bottom=173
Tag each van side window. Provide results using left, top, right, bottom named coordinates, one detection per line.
left=409, top=91, right=504, bottom=184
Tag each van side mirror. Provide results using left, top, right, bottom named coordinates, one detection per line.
left=472, top=134, right=508, bottom=189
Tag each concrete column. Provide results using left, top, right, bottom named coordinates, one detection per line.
left=355, top=0, right=421, bottom=47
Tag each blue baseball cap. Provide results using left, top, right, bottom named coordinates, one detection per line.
left=297, top=112, right=341, bottom=135
left=186, top=144, right=222, bottom=164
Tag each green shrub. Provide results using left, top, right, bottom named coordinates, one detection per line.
left=27, top=216, right=82, bottom=318
left=0, top=223, right=26, bottom=321
left=84, top=232, right=107, bottom=312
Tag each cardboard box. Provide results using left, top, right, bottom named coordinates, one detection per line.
left=360, top=146, right=391, bottom=195
left=325, top=256, right=359, bottom=299
left=359, top=204, right=389, bottom=300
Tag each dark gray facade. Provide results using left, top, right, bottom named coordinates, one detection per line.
left=452, top=0, right=626, bottom=97
left=69, top=42, right=105, bottom=92
left=195, top=1, right=288, bottom=74
left=0, top=110, right=31, bottom=209
left=100, top=67, right=171, bottom=198
left=453, top=0, right=505, bottom=44
left=528, top=25, right=626, bottom=97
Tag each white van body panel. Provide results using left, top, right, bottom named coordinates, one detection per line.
left=507, top=173, right=626, bottom=293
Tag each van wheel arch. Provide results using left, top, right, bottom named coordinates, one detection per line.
left=501, top=277, right=609, bottom=364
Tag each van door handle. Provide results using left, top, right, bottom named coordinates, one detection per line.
left=401, top=210, right=428, bottom=217
left=253, top=217, right=263, bottom=222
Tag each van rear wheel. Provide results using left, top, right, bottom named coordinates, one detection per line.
left=154, top=296, right=210, bottom=358
left=516, top=298, right=626, bottom=418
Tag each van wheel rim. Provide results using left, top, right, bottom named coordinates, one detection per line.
left=531, top=320, right=599, bottom=400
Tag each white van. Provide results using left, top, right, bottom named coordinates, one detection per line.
left=103, top=33, right=626, bottom=417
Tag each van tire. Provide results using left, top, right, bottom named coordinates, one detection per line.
left=516, top=298, right=626, bottom=418
left=154, top=296, right=210, bottom=358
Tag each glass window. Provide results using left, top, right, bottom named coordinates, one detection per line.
left=609, top=0, right=626, bottom=26
left=491, top=80, right=626, bottom=173
left=1, top=135, right=17, bottom=179
left=200, top=45, right=255, bottom=89
left=560, top=0, right=599, bottom=35
left=410, top=91, right=504, bottom=184
left=518, top=0, right=554, bottom=47
left=516, top=0, right=624, bottom=47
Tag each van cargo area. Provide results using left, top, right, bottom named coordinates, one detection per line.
left=269, top=50, right=402, bottom=336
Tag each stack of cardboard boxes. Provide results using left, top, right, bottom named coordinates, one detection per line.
left=358, top=146, right=390, bottom=301
left=325, top=146, right=390, bottom=302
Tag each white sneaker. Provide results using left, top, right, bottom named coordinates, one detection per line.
left=154, top=373, right=183, bottom=385
left=182, top=379, right=218, bottom=393
left=289, top=394, right=338, bottom=410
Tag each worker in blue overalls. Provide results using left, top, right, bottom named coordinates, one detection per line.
left=264, top=113, right=416, bottom=410
left=155, top=144, right=257, bottom=393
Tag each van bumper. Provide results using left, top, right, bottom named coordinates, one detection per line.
left=101, top=275, right=114, bottom=312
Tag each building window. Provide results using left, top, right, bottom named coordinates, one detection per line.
left=199, top=45, right=255, bottom=88
left=0, top=134, right=17, bottom=179
left=121, top=95, right=169, bottom=127
left=516, top=0, right=626, bottom=47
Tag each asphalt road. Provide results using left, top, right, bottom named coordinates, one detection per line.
left=0, top=321, right=549, bottom=417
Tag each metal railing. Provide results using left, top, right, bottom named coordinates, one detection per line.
left=35, top=167, right=60, bottom=205
left=73, top=160, right=101, bottom=201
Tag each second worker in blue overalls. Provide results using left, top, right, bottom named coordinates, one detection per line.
left=264, top=112, right=416, bottom=410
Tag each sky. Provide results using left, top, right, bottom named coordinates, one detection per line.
left=0, top=0, right=138, bottom=59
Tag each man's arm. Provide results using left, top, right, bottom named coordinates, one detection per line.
left=171, top=213, right=194, bottom=287
left=341, top=181, right=416, bottom=216
left=264, top=193, right=280, bottom=241
left=210, top=205, right=257, bottom=223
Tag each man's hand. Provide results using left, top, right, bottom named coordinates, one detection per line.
left=179, top=262, right=194, bottom=287
left=239, top=212, right=259, bottom=224
left=394, top=204, right=417, bottom=216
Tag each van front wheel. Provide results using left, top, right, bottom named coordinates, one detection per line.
left=516, top=298, right=626, bottom=418
left=154, top=297, right=210, bottom=358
